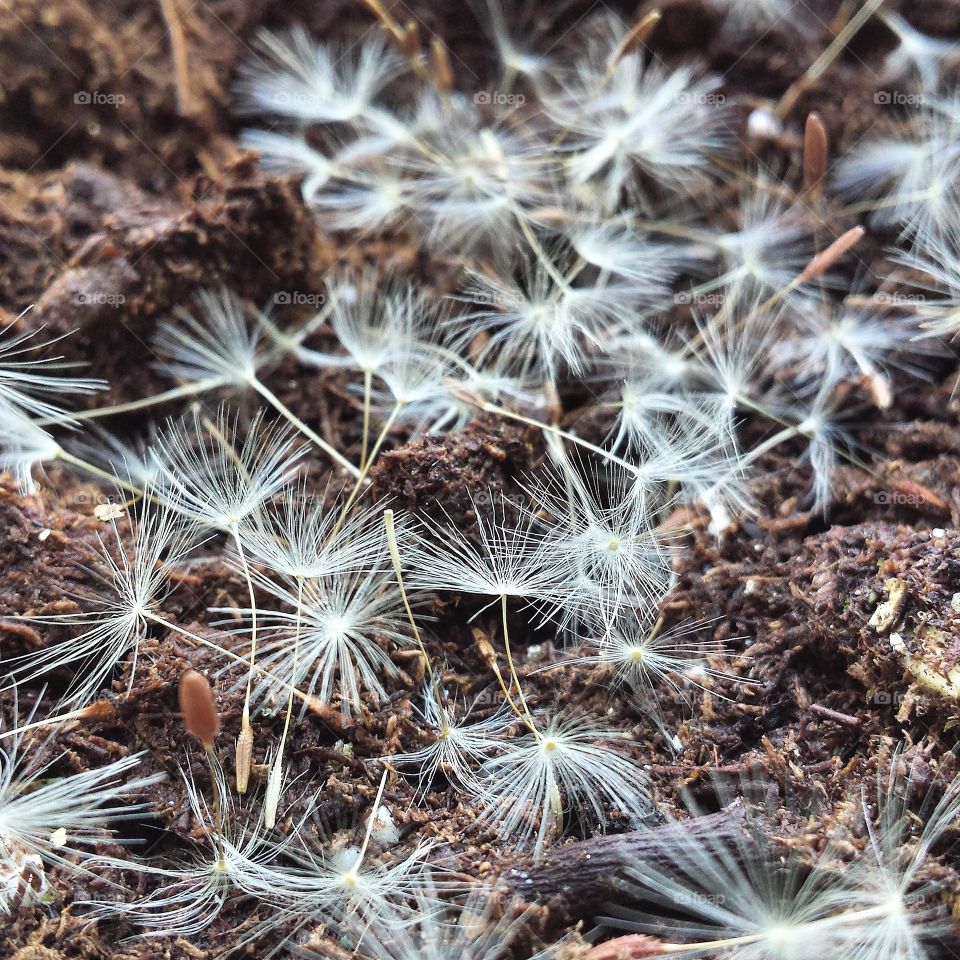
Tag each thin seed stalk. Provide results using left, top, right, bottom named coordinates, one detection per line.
left=500, top=593, right=538, bottom=734
left=336, top=401, right=402, bottom=528
left=233, top=527, right=257, bottom=794
left=265, top=576, right=303, bottom=828
left=359, top=368, right=373, bottom=470
left=251, top=377, right=361, bottom=478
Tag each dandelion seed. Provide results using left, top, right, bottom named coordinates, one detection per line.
left=0, top=410, right=65, bottom=492
left=237, top=129, right=333, bottom=202
left=236, top=29, right=405, bottom=125
left=282, top=771, right=436, bottom=923
left=152, top=407, right=303, bottom=533
left=402, top=107, right=556, bottom=255
left=568, top=220, right=685, bottom=297
left=217, top=564, right=412, bottom=718
left=152, top=406, right=307, bottom=791
left=87, top=762, right=282, bottom=938
left=0, top=312, right=104, bottom=423
left=450, top=251, right=603, bottom=386
left=389, top=678, right=512, bottom=794
left=154, top=290, right=359, bottom=476
left=545, top=15, right=727, bottom=209
left=293, top=272, right=423, bottom=377
left=238, top=483, right=387, bottom=581
left=773, top=295, right=936, bottom=402
left=833, top=110, right=960, bottom=249
left=10, top=492, right=194, bottom=708
left=407, top=493, right=558, bottom=609
left=338, top=873, right=544, bottom=959
left=741, top=384, right=855, bottom=514
left=894, top=226, right=960, bottom=341
left=881, top=11, right=958, bottom=92
left=0, top=696, right=162, bottom=913
left=712, top=182, right=816, bottom=295
left=710, top=0, right=811, bottom=35
left=154, top=287, right=263, bottom=392
left=552, top=615, right=748, bottom=745
left=528, top=462, right=675, bottom=623
left=474, top=0, right=556, bottom=85
left=597, top=751, right=960, bottom=959
left=475, top=710, right=650, bottom=861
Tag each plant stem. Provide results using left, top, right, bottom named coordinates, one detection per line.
left=458, top=394, right=640, bottom=477
left=38, top=379, right=223, bottom=426
left=251, top=378, right=361, bottom=478
left=233, top=527, right=257, bottom=794
left=203, top=745, right=225, bottom=859
left=359, top=368, right=373, bottom=470
left=57, top=450, right=145, bottom=498
left=336, top=401, right=402, bottom=527
left=347, top=767, right=389, bottom=880
left=265, top=576, right=303, bottom=828
left=500, top=593, right=538, bottom=733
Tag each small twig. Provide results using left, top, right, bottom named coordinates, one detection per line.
left=808, top=703, right=861, bottom=728
left=797, top=226, right=865, bottom=283
left=776, top=0, right=887, bottom=118
left=499, top=809, right=752, bottom=932
left=802, top=112, right=829, bottom=195
left=585, top=936, right=665, bottom=960
left=157, top=0, right=196, bottom=118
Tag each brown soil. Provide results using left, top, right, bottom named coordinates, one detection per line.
left=2, top=1, right=960, bottom=958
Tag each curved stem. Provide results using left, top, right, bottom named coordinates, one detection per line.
left=501, top=593, right=538, bottom=735
left=337, top=401, right=401, bottom=526
left=142, top=611, right=313, bottom=706
left=252, top=378, right=360, bottom=478
left=57, top=450, right=145, bottom=498
left=359, top=368, right=373, bottom=470
left=38, top=379, right=223, bottom=426
left=234, top=526, right=257, bottom=794
left=265, top=575, right=303, bottom=828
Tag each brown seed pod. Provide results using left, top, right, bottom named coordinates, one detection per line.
left=236, top=721, right=254, bottom=794
left=430, top=37, right=454, bottom=94
left=609, top=10, right=662, bottom=68
left=585, top=935, right=665, bottom=959
left=803, top=112, right=829, bottom=192
left=179, top=670, right=220, bottom=748
left=798, top=226, right=864, bottom=283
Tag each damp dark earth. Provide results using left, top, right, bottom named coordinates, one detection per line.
left=2, top=1, right=960, bottom=959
